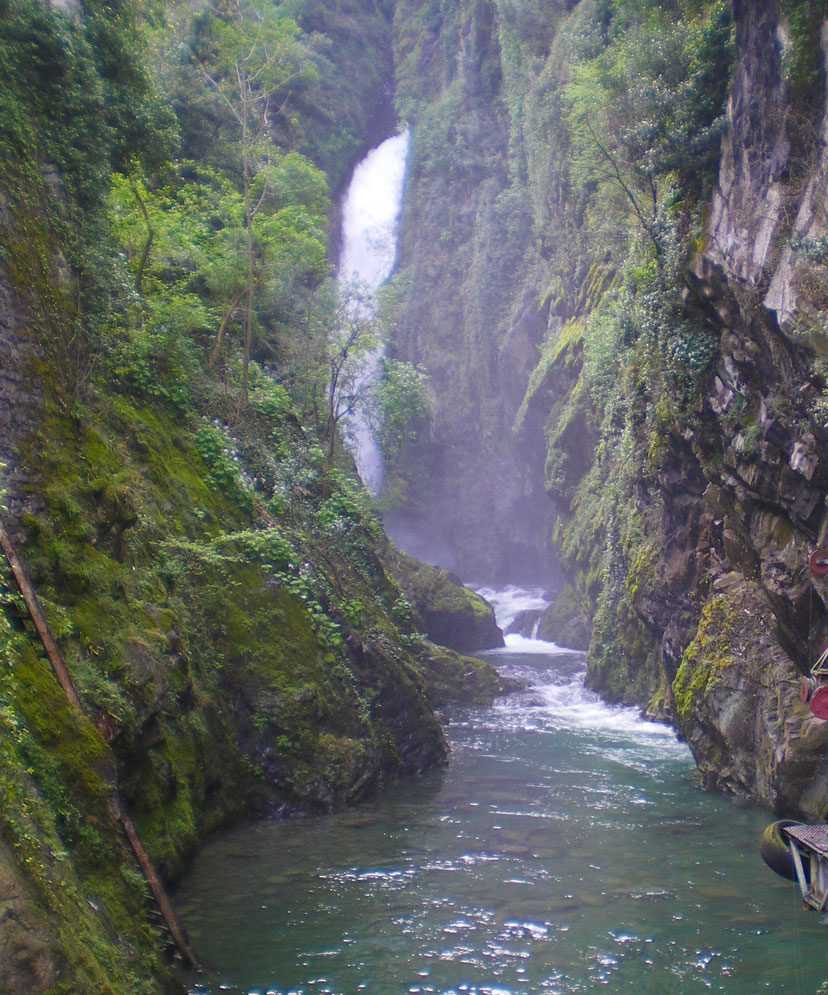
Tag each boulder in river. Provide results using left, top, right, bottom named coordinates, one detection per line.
left=384, top=549, right=505, bottom=652
left=416, top=640, right=522, bottom=707
left=505, top=608, right=543, bottom=637
left=537, top=584, right=591, bottom=651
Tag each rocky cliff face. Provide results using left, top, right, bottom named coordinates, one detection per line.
left=391, top=0, right=828, bottom=816
left=599, top=0, right=828, bottom=817
left=667, top=0, right=828, bottom=813
left=385, top=0, right=563, bottom=582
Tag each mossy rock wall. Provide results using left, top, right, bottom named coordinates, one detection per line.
left=672, top=579, right=828, bottom=817
left=1, top=383, right=455, bottom=989
left=0, top=0, right=445, bottom=989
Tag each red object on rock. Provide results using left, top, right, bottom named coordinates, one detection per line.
left=809, top=685, right=828, bottom=720
left=810, top=548, right=828, bottom=578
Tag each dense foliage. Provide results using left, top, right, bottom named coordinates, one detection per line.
left=507, top=0, right=736, bottom=700
left=0, top=0, right=443, bottom=989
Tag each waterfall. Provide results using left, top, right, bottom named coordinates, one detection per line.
left=337, top=130, right=410, bottom=495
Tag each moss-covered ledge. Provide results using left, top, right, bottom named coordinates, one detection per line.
left=672, top=577, right=828, bottom=815
left=415, top=638, right=518, bottom=707
left=383, top=548, right=504, bottom=652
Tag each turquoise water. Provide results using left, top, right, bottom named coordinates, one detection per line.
left=178, top=627, right=827, bottom=994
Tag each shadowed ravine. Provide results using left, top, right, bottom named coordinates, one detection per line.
left=179, top=587, right=826, bottom=995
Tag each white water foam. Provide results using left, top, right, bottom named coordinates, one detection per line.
left=489, top=634, right=574, bottom=656
left=478, top=585, right=686, bottom=754
left=337, top=131, right=410, bottom=495
left=475, top=585, right=549, bottom=631
left=530, top=678, right=681, bottom=742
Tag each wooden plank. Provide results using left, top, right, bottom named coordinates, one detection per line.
left=790, top=840, right=810, bottom=901
left=785, top=823, right=828, bottom=858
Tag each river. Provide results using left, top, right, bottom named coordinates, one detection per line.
left=179, top=586, right=827, bottom=995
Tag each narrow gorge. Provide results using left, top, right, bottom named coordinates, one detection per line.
left=392, top=0, right=828, bottom=822
left=1, top=0, right=828, bottom=992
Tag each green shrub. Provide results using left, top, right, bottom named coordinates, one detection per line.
left=194, top=425, right=254, bottom=513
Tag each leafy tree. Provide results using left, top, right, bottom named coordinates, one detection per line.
left=564, top=1, right=732, bottom=255
left=187, top=0, right=320, bottom=400
left=372, top=359, right=432, bottom=463
left=109, top=152, right=329, bottom=404
left=322, top=284, right=381, bottom=463
left=274, top=277, right=431, bottom=473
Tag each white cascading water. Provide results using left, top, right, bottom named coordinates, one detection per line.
left=337, top=130, right=410, bottom=495
left=477, top=584, right=682, bottom=743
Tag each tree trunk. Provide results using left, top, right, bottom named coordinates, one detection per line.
left=0, top=524, right=82, bottom=711
left=209, top=291, right=242, bottom=369
left=129, top=178, right=155, bottom=296
left=115, top=802, right=199, bottom=967
left=241, top=74, right=254, bottom=405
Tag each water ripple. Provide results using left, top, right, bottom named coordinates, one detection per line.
left=181, top=589, right=826, bottom=995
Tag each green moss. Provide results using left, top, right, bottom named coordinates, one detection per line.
left=415, top=640, right=507, bottom=707
left=578, top=262, right=616, bottom=314
left=10, top=644, right=112, bottom=804
left=645, top=671, right=672, bottom=720
left=672, top=596, right=735, bottom=722
left=0, top=642, right=168, bottom=992
left=514, top=319, right=585, bottom=433
left=384, top=548, right=501, bottom=653
left=625, top=542, right=657, bottom=600
left=543, top=374, right=593, bottom=502
left=779, top=0, right=828, bottom=102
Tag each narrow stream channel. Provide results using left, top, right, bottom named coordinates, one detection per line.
left=179, top=587, right=827, bottom=995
